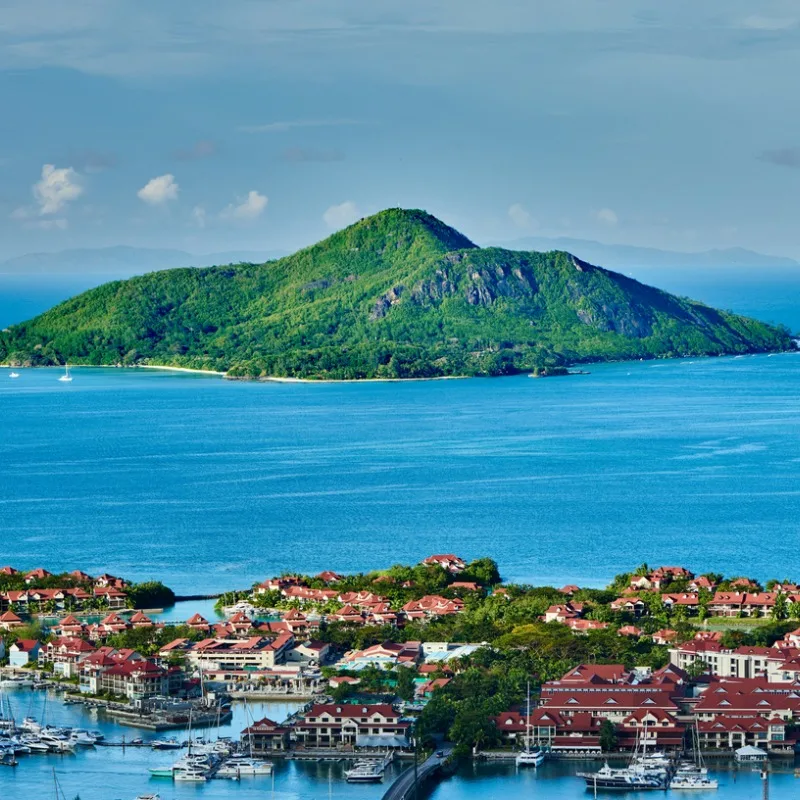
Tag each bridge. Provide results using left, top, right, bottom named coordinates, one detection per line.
left=381, top=744, right=454, bottom=800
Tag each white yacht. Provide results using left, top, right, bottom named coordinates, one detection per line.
left=19, top=735, right=49, bottom=753
left=151, top=737, right=181, bottom=750
left=58, top=365, right=73, bottom=382
left=69, top=730, right=97, bottom=747
left=217, top=757, right=273, bottom=777
left=222, top=601, right=256, bottom=618
left=39, top=733, right=74, bottom=753
left=345, top=759, right=385, bottom=783
left=173, top=768, right=207, bottom=782
left=0, top=677, right=34, bottom=689
left=670, top=774, right=719, bottom=790
left=516, top=682, right=545, bottom=767
left=671, top=724, right=717, bottom=789
left=577, top=763, right=664, bottom=791
left=8, top=372, right=19, bottom=379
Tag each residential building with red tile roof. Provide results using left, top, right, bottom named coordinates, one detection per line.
left=565, top=619, right=609, bottom=634
left=543, top=602, right=584, bottom=623
left=669, top=640, right=795, bottom=680
left=0, top=610, right=23, bottom=630
left=651, top=629, right=679, bottom=646
left=401, top=595, right=464, bottom=620
left=40, top=637, right=97, bottom=677
left=159, top=634, right=295, bottom=671
left=610, top=597, right=645, bottom=615
left=53, top=614, right=86, bottom=637
left=328, top=605, right=366, bottom=625
left=449, top=581, right=480, bottom=592
left=186, top=613, right=210, bottom=630
left=661, top=593, right=700, bottom=611
left=697, top=715, right=792, bottom=753
left=337, top=591, right=386, bottom=608
left=24, top=568, right=53, bottom=584
left=93, top=586, right=128, bottom=609
left=9, top=639, right=41, bottom=666
left=240, top=717, right=290, bottom=753
left=687, top=576, right=716, bottom=592
left=421, top=554, right=467, bottom=574
left=317, top=571, right=343, bottom=583
left=292, top=703, right=410, bottom=748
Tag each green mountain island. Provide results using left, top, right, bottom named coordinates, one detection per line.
left=1, top=209, right=793, bottom=380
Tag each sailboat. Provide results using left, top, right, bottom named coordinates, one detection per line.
left=58, top=365, right=72, bottom=382
left=671, top=723, right=718, bottom=790
left=516, top=682, right=545, bottom=767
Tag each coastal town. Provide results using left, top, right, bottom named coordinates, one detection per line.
left=4, top=556, right=800, bottom=791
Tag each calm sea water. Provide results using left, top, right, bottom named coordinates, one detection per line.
left=3, top=361, right=800, bottom=798
left=0, top=688, right=795, bottom=799
left=2, top=356, right=800, bottom=593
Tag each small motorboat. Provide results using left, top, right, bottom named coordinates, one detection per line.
left=8, top=372, right=19, bottom=379
left=151, top=738, right=181, bottom=750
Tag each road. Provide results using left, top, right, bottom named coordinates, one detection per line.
left=381, top=744, right=454, bottom=800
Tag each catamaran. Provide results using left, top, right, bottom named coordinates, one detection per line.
left=516, top=682, right=545, bottom=767
left=58, top=365, right=72, bottom=382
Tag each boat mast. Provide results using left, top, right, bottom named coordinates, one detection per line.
left=525, top=680, right=531, bottom=752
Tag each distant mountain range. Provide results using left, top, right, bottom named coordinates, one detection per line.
left=0, top=245, right=287, bottom=276
left=1, top=209, right=792, bottom=379
left=495, top=237, right=799, bottom=270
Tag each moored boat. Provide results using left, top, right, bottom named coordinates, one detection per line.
left=576, top=763, right=664, bottom=791
left=151, top=738, right=181, bottom=750
left=345, top=759, right=385, bottom=783
left=515, top=682, right=546, bottom=767
left=670, top=774, right=719, bottom=790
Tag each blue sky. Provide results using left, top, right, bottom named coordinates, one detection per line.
left=1, top=0, right=800, bottom=258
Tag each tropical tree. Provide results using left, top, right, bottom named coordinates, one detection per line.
left=599, top=719, right=617, bottom=752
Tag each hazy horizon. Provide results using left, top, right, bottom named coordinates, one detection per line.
left=2, top=2, right=800, bottom=262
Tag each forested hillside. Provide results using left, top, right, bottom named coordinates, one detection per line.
left=1, top=209, right=791, bottom=379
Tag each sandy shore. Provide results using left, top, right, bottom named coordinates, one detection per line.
left=132, top=364, right=227, bottom=376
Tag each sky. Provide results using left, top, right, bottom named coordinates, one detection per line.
left=1, top=1, right=800, bottom=259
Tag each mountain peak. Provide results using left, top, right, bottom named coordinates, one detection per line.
left=317, top=208, right=477, bottom=256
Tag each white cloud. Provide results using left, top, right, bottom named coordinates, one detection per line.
left=323, top=201, right=360, bottom=229
left=508, top=203, right=537, bottom=230
left=594, top=207, right=619, bottom=226
left=33, top=164, right=83, bottom=214
left=137, top=173, right=179, bottom=205
left=221, top=190, right=268, bottom=220
left=192, top=205, right=207, bottom=228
